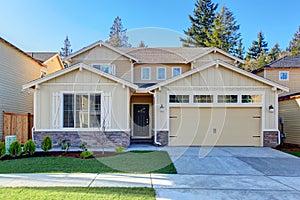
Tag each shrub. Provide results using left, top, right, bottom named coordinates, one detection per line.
left=115, top=146, right=125, bottom=153
left=41, top=135, right=52, bottom=152
left=79, top=142, right=88, bottom=151
left=58, top=139, right=70, bottom=152
left=80, top=151, right=93, bottom=159
left=23, top=140, right=36, bottom=155
left=0, top=142, right=5, bottom=158
left=8, top=141, right=22, bottom=157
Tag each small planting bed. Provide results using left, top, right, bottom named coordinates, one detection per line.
left=276, top=144, right=300, bottom=157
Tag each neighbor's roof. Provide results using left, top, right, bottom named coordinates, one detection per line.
left=27, top=52, right=58, bottom=62
left=253, top=56, right=300, bottom=73
left=279, top=92, right=300, bottom=101
left=0, top=37, right=43, bottom=66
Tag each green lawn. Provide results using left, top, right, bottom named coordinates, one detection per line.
left=283, top=151, right=300, bottom=157
left=0, top=151, right=176, bottom=174
left=0, top=187, right=155, bottom=200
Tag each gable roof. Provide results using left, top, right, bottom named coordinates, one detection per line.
left=146, top=60, right=289, bottom=92
left=23, top=62, right=138, bottom=90
left=64, top=40, right=139, bottom=62
left=0, top=37, right=43, bottom=66
left=253, top=56, right=300, bottom=73
left=27, top=52, right=57, bottom=62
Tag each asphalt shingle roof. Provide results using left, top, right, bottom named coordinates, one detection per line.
left=265, top=56, right=300, bottom=68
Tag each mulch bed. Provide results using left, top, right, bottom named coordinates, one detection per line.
left=0, top=151, right=121, bottom=161
left=275, top=143, right=300, bottom=151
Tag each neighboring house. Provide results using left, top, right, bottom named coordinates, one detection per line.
left=253, top=56, right=300, bottom=145
left=23, top=41, right=288, bottom=148
left=27, top=52, right=64, bottom=75
left=0, top=37, right=44, bottom=141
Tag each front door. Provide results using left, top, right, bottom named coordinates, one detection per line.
left=133, top=104, right=150, bottom=138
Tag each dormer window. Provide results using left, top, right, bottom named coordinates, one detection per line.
left=92, top=64, right=115, bottom=75
left=279, top=71, right=289, bottom=81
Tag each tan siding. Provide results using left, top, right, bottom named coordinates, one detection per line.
left=255, top=70, right=264, bottom=78
left=134, top=63, right=191, bottom=84
left=265, top=68, right=300, bottom=95
left=0, top=41, right=41, bottom=140
left=279, top=99, right=300, bottom=145
left=193, top=52, right=236, bottom=67
left=36, top=69, right=129, bottom=130
left=44, top=56, right=63, bottom=75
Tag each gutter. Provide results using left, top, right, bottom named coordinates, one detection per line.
left=148, top=91, right=162, bottom=146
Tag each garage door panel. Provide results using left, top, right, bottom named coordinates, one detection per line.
left=170, top=107, right=261, bottom=146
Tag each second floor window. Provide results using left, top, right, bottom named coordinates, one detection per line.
left=157, top=67, right=166, bottom=80
left=141, top=67, right=151, bottom=80
left=279, top=71, right=289, bottom=81
left=172, top=67, right=181, bottom=77
left=93, top=64, right=115, bottom=75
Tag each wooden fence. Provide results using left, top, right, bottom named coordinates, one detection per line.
left=3, top=112, right=33, bottom=144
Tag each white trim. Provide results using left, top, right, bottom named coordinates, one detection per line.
left=33, top=90, right=37, bottom=128
left=141, top=67, right=151, bottom=80
left=131, top=103, right=152, bottom=139
left=35, top=129, right=131, bottom=132
left=263, top=69, right=267, bottom=78
left=172, top=67, right=182, bottom=77
left=131, top=62, right=134, bottom=83
left=156, top=67, right=166, bottom=80
left=263, top=129, right=280, bottom=132
left=279, top=71, right=289, bottom=81
left=23, top=63, right=138, bottom=90
left=146, top=60, right=289, bottom=92
left=43, top=83, right=118, bottom=86
left=91, top=63, right=116, bottom=75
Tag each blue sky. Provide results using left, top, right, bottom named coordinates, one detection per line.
left=0, top=0, right=299, bottom=53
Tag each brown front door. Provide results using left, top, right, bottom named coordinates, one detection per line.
left=133, top=104, right=150, bottom=138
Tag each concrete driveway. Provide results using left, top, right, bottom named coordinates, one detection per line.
left=154, top=147, right=300, bottom=200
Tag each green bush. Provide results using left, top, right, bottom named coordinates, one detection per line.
left=23, top=140, right=36, bottom=155
left=41, top=135, right=52, bottom=152
left=8, top=141, right=22, bottom=157
left=58, top=139, right=70, bottom=152
left=0, top=142, right=5, bottom=158
left=80, top=151, right=93, bottom=159
left=79, top=142, right=88, bottom=151
left=115, top=146, right=125, bottom=153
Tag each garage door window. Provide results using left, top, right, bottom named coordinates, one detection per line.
left=242, top=95, right=262, bottom=103
left=194, top=95, right=213, bottom=103
left=169, top=95, right=189, bottom=103
left=217, top=95, right=238, bottom=103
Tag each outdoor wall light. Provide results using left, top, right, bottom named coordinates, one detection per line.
left=160, top=104, right=165, bottom=112
left=269, top=105, right=274, bottom=113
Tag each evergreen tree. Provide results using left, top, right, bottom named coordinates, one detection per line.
left=268, top=43, right=281, bottom=62
left=180, top=0, right=218, bottom=47
left=205, top=5, right=241, bottom=54
left=138, top=40, right=148, bottom=48
left=287, top=26, right=300, bottom=56
left=246, top=31, right=268, bottom=59
left=106, top=16, right=131, bottom=47
left=235, top=39, right=245, bottom=60
left=60, top=36, right=72, bottom=59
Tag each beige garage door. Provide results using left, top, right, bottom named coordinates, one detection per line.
left=169, top=107, right=261, bottom=146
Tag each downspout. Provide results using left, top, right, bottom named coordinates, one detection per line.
left=148, top=90, right=162, bottom=146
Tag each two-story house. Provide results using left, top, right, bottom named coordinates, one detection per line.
left=23, top=41, right=288, bottom=148
left=253, top=56, right=300, bottom=145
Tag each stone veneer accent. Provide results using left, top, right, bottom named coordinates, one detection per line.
left=33, top=131, right=130, bottom=148
left=263, top=131, right=279, bottom=147
left=157, top=131, right=169, bottom=146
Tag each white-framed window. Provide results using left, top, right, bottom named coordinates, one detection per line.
left=141, top=67, right=151, bottom=80
left=92, top=64, right=116, bottom=75
left=279, top=71, right=289, bottom=81
left=169, top=95, right=189, bottom=103
left=217, top=95, right=238, bottom=103
left=157, top=67, right=166, bottom=80
left=241, top=95, right=262, bottom=103
left=172, top=67, right=182, bottom=77
left=194, top=95, right=213, bottom=103
left=63, top=93, right=102, bottom=128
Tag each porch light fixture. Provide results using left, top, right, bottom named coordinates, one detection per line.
left=160, top=104, right=165, bottom=112
left=269, top=105, right=274, bottom=113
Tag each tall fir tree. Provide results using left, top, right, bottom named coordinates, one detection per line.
left=60, top=36, right=72, bottom=59
left=205, top=5, right=241, bottom=54
left=287, top=26, right=300, bottom=56
left=180, top=0, right=218, bottom=47
left=268, top=43, right=281, bottom=62
left=246, top=31, right=268, bottom=59
left=106, top=16, right=131, bottom=47
left=138, top=40, right=148, bottom=48
left=235, top=39, right=245, bottom=60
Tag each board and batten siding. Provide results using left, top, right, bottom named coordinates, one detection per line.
left=279, top=98, right=300, bottom=145
left=155, top=64, right=277, bottom=131
left=0, top=41, right=42, bottom=141
left=35, top=69, right=130, bottom=131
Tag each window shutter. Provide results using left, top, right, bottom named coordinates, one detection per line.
left=103, top=92, right=112, bottom=129
left=52, top=92, right=61, bottom=129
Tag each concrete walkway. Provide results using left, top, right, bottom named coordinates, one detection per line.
left=1, top=146, right=300, bottom=200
